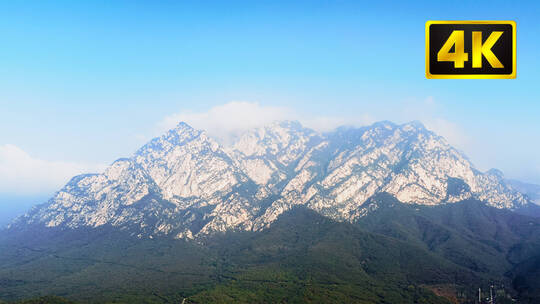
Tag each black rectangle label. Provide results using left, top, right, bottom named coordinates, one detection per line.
left=426, top=21, right=516, bottom=79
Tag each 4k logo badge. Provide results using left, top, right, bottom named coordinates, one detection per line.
left=426, top=21, right=516, bottom=79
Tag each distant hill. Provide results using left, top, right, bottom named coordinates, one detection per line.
left=507, top=179, right=540, bottom=205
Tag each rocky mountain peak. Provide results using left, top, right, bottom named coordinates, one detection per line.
left=231, top=120, right=318, bottom=155
left=487, top=168, right=505, bottom=179
left=400, top=120, right=426, bottom=131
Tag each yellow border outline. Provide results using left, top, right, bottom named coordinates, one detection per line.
left=425, top=20, right=516, bottom=79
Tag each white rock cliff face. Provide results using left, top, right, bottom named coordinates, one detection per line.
left=10, top=120, right=530, bottom=238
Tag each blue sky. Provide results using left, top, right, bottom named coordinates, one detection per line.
left=1, top=0, right=540, bottom=221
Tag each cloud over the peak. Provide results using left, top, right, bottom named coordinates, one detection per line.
left=156, top=100, right=480, bottom=174
left=158, top=101, right=374, bottom=144
left=158, top=102, right=295, bottom=144
left=0, top=144, right=106, bottom=196
left=398, top=97, right=470, bottom=152
left=423, top=118, right=470, bottom=152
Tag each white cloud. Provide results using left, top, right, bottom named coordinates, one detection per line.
left=393, top=97, right=470, bottom=152
left=158, top=99, right=470, bottom=168
left=423, top=118, right=470, bottom=151
left=158, top=101, right=374, bottom=144
left=302, top=114, right=375, bottom=132
left=158, top=101, right=294, bottom=144
left=157, top=99, right=468, bottom=153
left=0, top=144, right=106, bottom=196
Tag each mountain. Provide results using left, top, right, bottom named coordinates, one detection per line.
left=506, top=179, right=540, bottom=205
left=7, top=120, right=531, bottom=239
left=2, top=120, right=540, bottom=303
